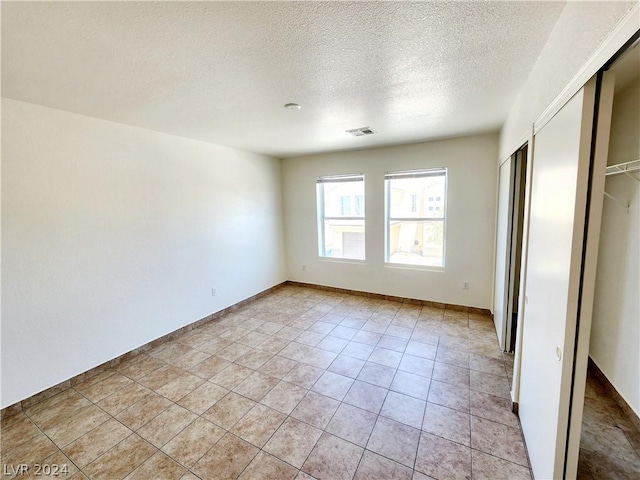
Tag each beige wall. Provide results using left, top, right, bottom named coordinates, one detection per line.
left=1, top=99, right=286, bottom=408
left=282, top=133, right=499, bottom=309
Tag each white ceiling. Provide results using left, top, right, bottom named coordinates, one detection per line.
left=2, top=1, right=566, bottom=158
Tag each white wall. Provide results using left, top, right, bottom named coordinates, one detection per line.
left=1, top=99, right=286, bottom=408
left=500, top=1, right=637, bottom=160
left=590, top=79, right=640, bottom=416
left=282, top=133, right=498, bottom=309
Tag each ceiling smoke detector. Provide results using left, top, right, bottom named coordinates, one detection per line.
left=346, top=127, right=376, bottom=137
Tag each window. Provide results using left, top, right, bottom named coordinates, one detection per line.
left=317, top=174, right=365, bottom=260
left=355, top=195, right=365, bottom=216
left=385, top=168, right=446, bottom=267
left=340, top=196, right=351, bottom=215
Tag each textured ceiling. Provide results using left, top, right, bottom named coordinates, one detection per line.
left=2, top=1, right=566, bottom=158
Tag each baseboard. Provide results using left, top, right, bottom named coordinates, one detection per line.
left=588, top=357, right=640, bottom=431
left=286, top=281, right=492, bottom=316
left=1, top=281, right=287, bottom=419
left=1, top=279, right=491, bottom=419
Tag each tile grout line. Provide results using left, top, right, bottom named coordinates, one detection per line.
left=16, top=408, right=86, bottom=479
left=71, top=386, right=164, bottom=478
left=6, top=285, right=524, bottom=479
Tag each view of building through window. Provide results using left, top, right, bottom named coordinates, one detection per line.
left=385, top=168, right=446, bottom=267
left=316, top=170, right=446, bottom=266
left=317, top=174, right=365, bottom=260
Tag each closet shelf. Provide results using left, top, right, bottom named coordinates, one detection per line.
left=604, top=159, right=639, bottom=214
left=605, top=159, right=640, bottom=181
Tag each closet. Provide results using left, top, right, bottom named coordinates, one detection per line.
left=578, top=40, right=640, bottom=480
left=500, top=30, right=639, bottom=479
left=493, top=146, right=527, bottom=354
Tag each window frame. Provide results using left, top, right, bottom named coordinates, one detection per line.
left=355, top=194, right=365, bottom=216
left=316, top=173, right=366, bottom=260
left=384, top=168, right=447, bottom=269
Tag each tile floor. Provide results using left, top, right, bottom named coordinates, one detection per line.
left=1, top=285, right=532, bottom=479
left=577, top=368, right=640, bottom=479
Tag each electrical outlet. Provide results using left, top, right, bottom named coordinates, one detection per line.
left=211, top=287, right=217, bottom=296
left=463, top=282, right=470, bottom=290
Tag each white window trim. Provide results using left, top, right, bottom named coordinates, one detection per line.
left=384, top=168, right=447, bottom=269
left=316, top=173, right=365, bottom=259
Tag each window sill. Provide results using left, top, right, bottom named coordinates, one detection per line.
left=318, top=257, right=366, bottom=265
left=384, top=262, right=445, bottom=273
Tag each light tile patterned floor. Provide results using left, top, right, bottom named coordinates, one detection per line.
left=1, top=285, right=533, bottom=479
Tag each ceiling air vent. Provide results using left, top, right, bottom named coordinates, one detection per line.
left=346, top=127, right=376, bottom=137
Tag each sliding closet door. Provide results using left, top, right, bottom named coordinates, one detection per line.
left=493, top=157, right=514, bottom=351
left=518, top=79, right=596, bottom=479
left=564, top=71, right=615, bottom=479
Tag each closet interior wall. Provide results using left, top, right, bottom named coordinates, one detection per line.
left=590, top=43, right=640, bottom=419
